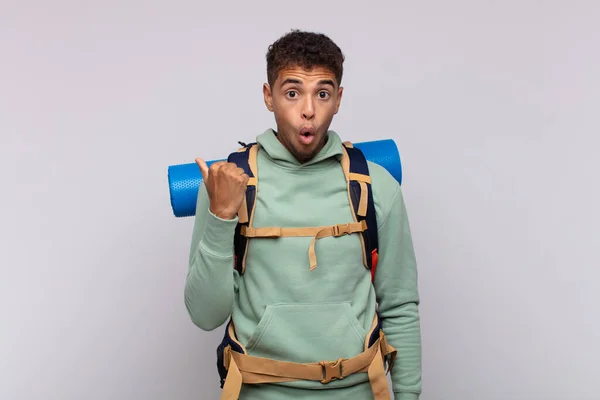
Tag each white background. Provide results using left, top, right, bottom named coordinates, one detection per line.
left=1, top=1, right=598, bottom=399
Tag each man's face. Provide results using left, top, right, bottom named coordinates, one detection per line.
left=263, top=65, right=343, bottom=163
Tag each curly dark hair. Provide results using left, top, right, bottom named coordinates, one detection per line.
left=266, top=29, right=345, bottom=87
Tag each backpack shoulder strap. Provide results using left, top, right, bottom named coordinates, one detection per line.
left=341, top=141, right=379, bottom=282
left=226, top=142, right=258, bottom=275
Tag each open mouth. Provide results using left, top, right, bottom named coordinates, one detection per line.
left=299, top=127, right=315, bottom=145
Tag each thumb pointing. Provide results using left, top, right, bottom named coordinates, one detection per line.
left=195, top=158, right=209, bottom=184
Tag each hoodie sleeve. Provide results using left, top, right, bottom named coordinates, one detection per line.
left=184, top=182, right=239, bottom=331
left=372, top=183, right=422, bottom=399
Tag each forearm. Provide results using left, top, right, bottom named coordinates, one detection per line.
left=184, top=185, right=238, bottom=331
left=387, top=301, right=421, bottom=399
left=374, top=186, right=422, bottom=398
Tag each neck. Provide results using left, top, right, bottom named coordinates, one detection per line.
left=273, top=130, right=329, bottom=164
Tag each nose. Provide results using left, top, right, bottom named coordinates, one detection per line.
left=302, top=97, right=315, bottom=120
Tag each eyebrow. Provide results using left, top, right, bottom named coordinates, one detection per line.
left=317, top=79, right=335, bottom=87
left=281, top=78, right=302, bottom=86
left=280, top=78, right=336, bottom=87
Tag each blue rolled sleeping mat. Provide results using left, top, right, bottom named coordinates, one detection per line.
left=167, top=139, right=402, bottom=217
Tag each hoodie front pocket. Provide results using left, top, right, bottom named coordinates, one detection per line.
left=245, top=302, right=368, bottom=364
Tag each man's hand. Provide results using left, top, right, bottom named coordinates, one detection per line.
left=195, top=158, right=249, bottom=220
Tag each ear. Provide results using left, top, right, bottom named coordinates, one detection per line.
left=334, top=86, right=343, bottom=114
left=263, top=83, right=274, bottom=112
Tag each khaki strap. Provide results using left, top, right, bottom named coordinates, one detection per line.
left=340, top=146, right=369, bottom=268
left=221, top=347, right=243, bottom=400
left=241, top=222, right=366, bottom=238
left=248, top=145, right=258, bottom=177
left=240, top=221, right=367, bottom=271
left=241, top=145, right=259, bottom=274
left=358, top=181, right=368, bottom=216
left=340, top=147, right=351, bottom=182
left=367, top=345, right=390, bottom=399
left=349, top=172, right=371, bottom=183
left=347, top=173, right=370, bottom=218
left=220, top=331, right=396, bottom=400
left=236, top=177, right=257, bottom=224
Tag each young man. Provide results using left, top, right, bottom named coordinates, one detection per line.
left=185, top=30, right=422, bottom=400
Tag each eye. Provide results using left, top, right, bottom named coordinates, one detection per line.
left=286, top=90, right=298, bottom=98
left=318, top=91, right=330, bottom=99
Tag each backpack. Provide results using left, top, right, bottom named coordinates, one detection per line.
left=215, top=139, right=382, bottom=389
left=225, top=140, right=379, bottom=279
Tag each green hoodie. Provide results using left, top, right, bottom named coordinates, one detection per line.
left=185, top=129, right=422, bottom=400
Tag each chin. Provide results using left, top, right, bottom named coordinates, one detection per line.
left=292, top=147, right=313, bottom=162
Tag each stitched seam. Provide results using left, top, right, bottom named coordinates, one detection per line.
left=197, top=240, right=234, bottom=260
left=377, top=184, right=401, bottom=234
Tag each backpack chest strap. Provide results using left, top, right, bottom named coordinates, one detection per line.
left=240, top=220, right=367, bottom=271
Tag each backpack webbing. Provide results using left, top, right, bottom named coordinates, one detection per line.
left=226, top=141, right=379, bottom=281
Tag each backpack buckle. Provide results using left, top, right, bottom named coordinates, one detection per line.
left=319, top=358, right=344, bottom=383
left=332, top=223, right=351, bottom=237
